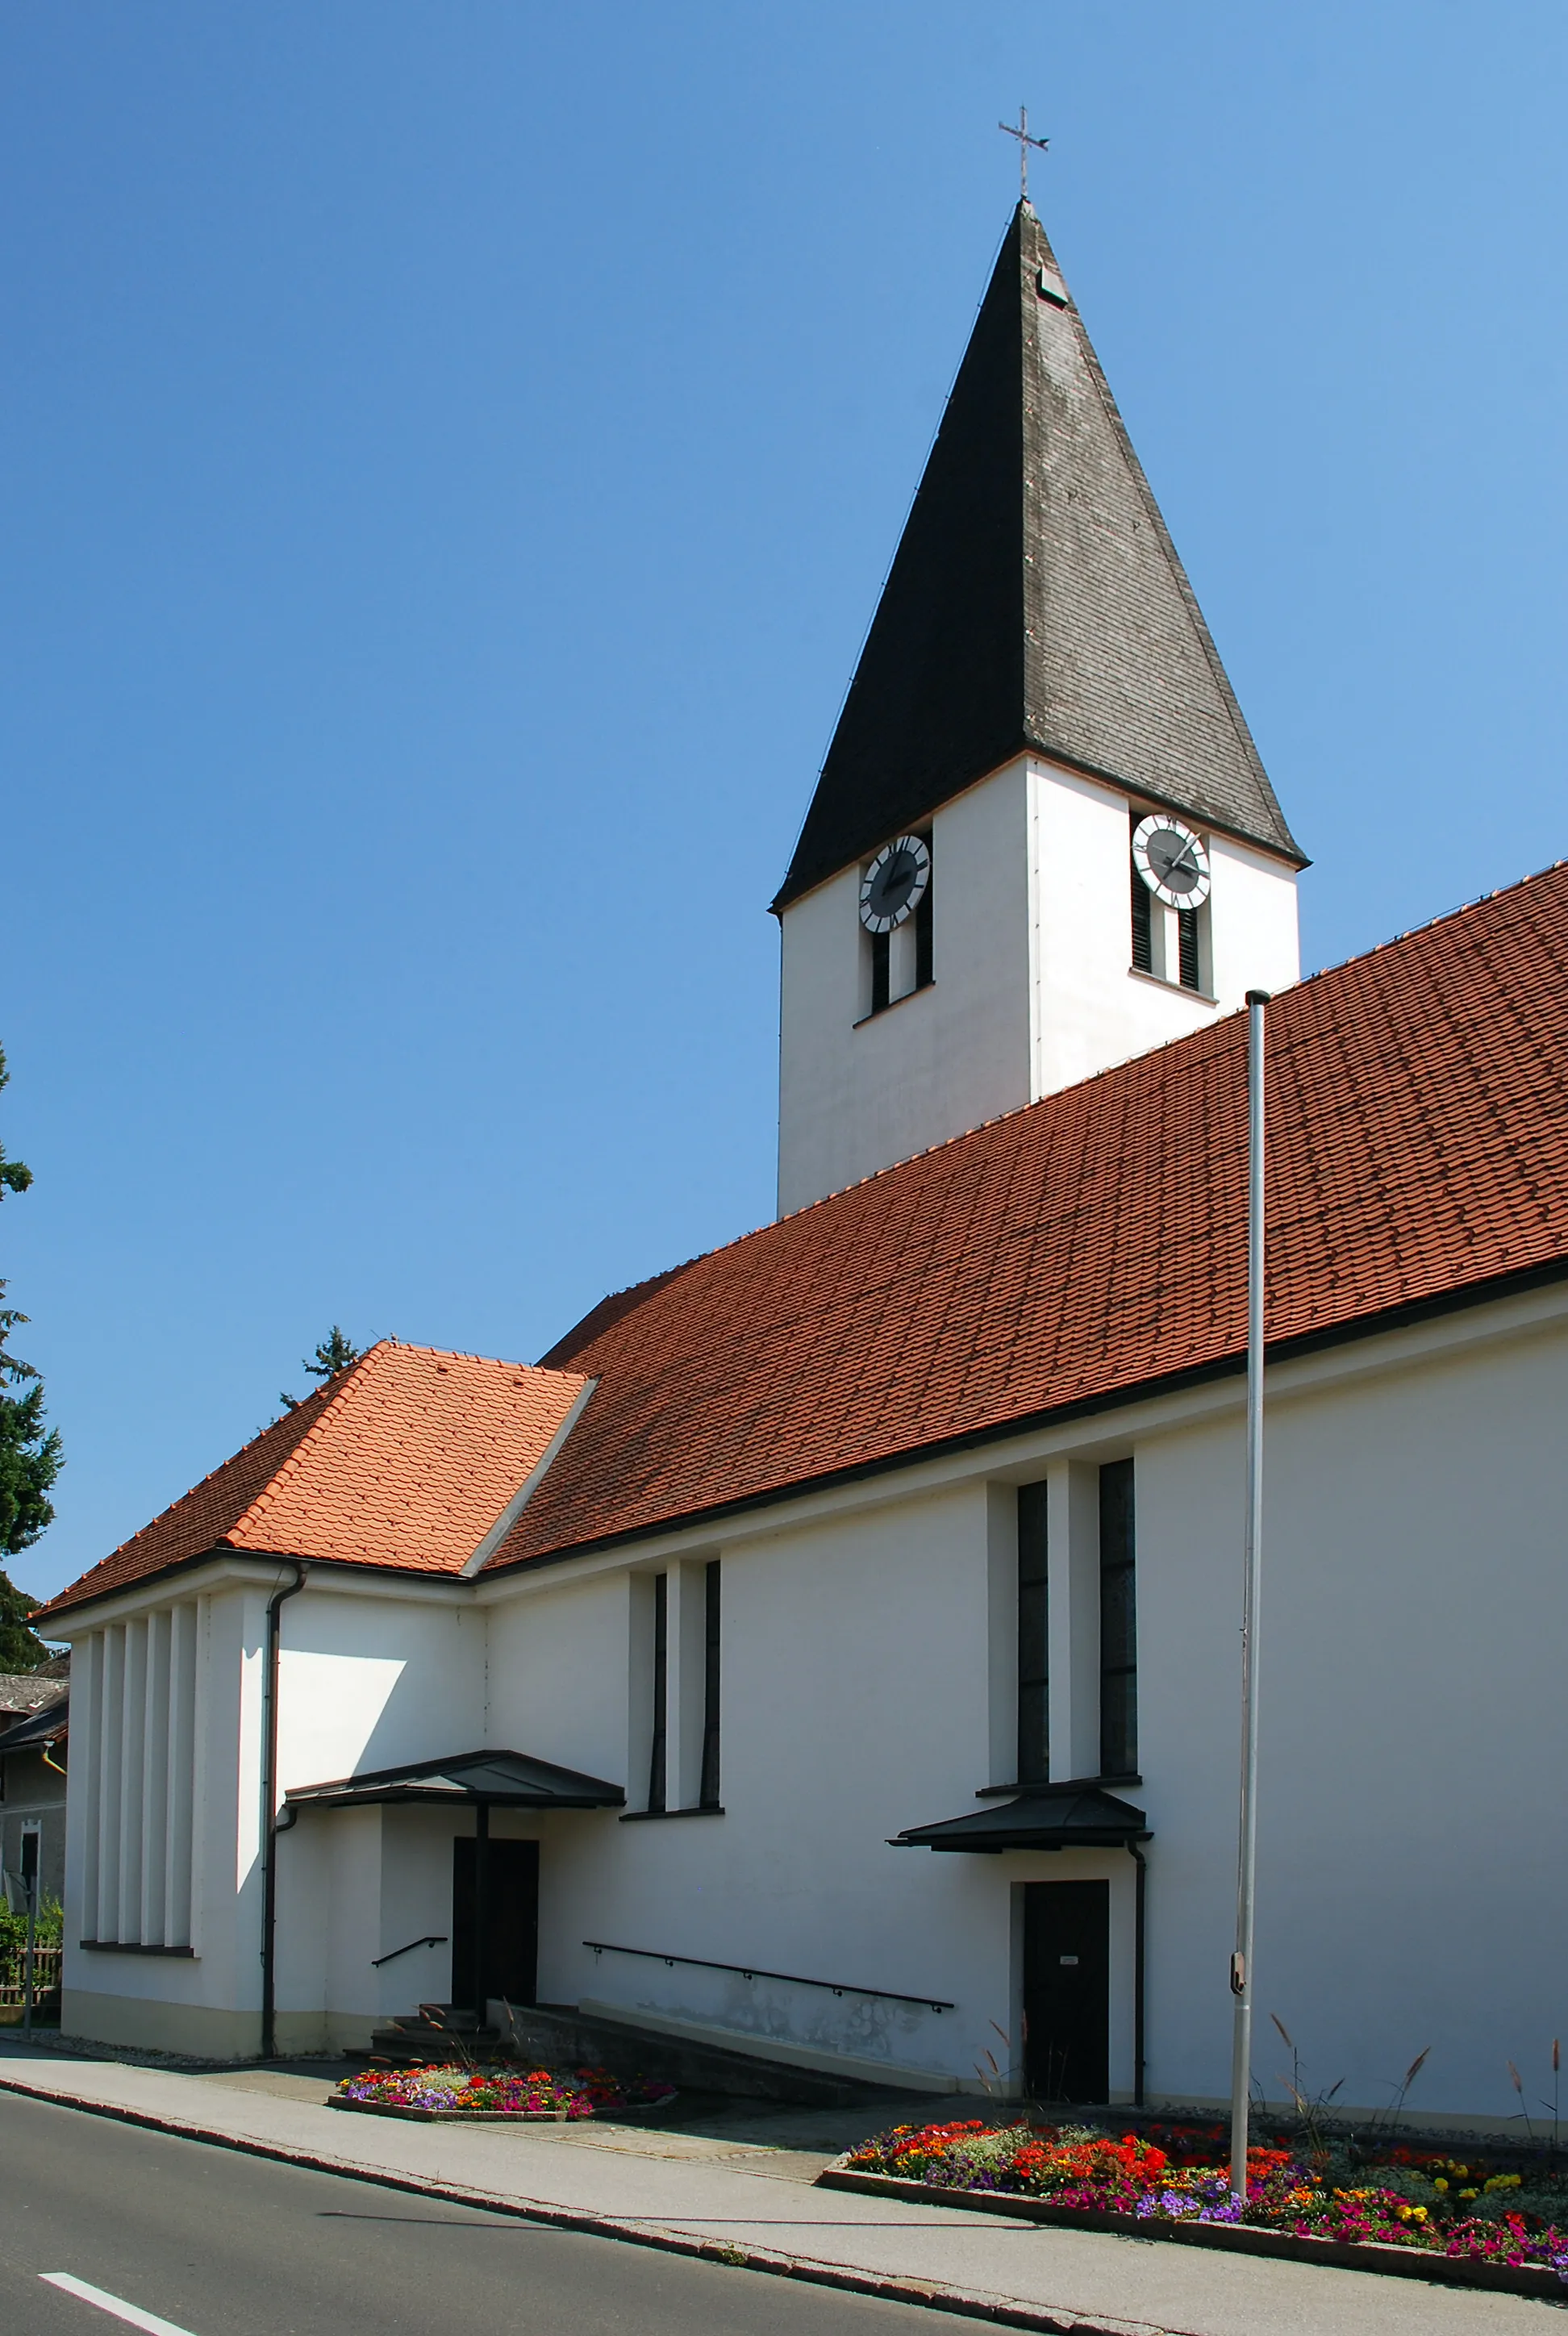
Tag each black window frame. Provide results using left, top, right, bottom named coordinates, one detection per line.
left=1098, top=1459, right=1137, bottom=1778
left=1016, top=1481, right=1050, bottom=1786
left=648, top=1571, right=669, bottom=1813
left=698, top=1559, right=722, bottom=1809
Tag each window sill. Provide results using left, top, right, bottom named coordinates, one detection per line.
left=1127, top=966, right=1216, bottom=1006
left=853, top=979, right=934, bottom=1030
left=976, top=1775, right=1141, bottom=1800
left=78, top=1940, right=197, bottom=1957
left=619, top=1804, right=725, bottom=1823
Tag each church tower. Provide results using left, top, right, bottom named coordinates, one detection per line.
left=774, top=202, right=1305, bottom=1216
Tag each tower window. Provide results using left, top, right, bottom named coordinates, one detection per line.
left=1177, top=907, right=1201, bottom=991
left=1130, top=860, right=1153, bottom=973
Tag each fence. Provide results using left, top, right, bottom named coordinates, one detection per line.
left=0, top=1943, right=63, bottom=2013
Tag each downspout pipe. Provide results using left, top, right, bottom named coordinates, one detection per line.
left=260, top=1561, right=307, bottom=2060
left=1127, top=1841, right=1147, bottom=2108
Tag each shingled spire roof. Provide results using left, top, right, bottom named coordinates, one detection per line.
left=774, top=203, right=1303, bottom=912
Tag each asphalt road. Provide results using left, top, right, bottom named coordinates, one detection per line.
left=0, top=2088, right=961, bottom=2336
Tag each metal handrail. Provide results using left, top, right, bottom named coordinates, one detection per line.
left=372, top=1933, right=448, bottom=1968
left=583, top=1938, right=952, bottom=2013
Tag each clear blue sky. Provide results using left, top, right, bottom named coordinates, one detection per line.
left=5, top=2, right=1566, bottom=1605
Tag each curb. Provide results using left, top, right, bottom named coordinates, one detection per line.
left=819, top=2164, right=1568, bottom=2307
left=0, top=2069, right=1180, bottom=2336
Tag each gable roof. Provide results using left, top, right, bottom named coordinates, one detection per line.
left=774, top=202, right=1302, bottom=913
left=42, top=863, right=1568, bottom=1618
left=496, top=861, right=1568, bottom=1565
left=41, top=1343, right=589, bottom=1619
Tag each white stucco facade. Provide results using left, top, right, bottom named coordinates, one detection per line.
left=54, top=1281, right=1568, bottom=2122
left=777, top=754, right=1302, bottom=1216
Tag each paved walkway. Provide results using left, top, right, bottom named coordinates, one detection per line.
left=0, top=2040, right=1561, bottom=2336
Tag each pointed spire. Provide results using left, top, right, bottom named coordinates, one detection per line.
left=774, top=204, right=1303, bottom=912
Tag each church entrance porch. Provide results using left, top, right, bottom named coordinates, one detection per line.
left=281, top=1746, right=622, bottom=2051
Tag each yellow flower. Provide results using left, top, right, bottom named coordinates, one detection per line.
left=1432, top=2177, right=1449, bottom=2192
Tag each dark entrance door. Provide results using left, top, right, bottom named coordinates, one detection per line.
left=1022, top=1879, right=1110, bottom=2103
left=452, top=1835, right=539, bottom=2017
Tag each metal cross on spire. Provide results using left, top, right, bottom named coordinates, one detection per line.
left=998, top=106, right=1049, bottom=203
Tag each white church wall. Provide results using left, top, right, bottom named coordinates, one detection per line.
left=61, top=1583, right=267, bottom=2056
left=777, top=753, right=1302, bottom=1216
left=274, top=1583, right=482, bottom=1795
left=1028, top=762, right=1300, bottom=1099
left=777, top=761, right=1034, bottom=1215
left=485, top=1569, right=631, bottom=1787
left=510, top=1483, right=1028, bottom=2087
left=1130, top=1307, right=1568, bottom=2122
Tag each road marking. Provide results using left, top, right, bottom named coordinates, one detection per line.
left=39, top=2274, right=200, bottom=2336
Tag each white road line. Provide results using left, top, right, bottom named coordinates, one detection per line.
left=38, top=2274, right=200, bottom=2336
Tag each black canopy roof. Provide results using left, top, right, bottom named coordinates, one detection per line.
left=286, top=1748, right=624, bottom=1812
left=891, top=1784, right=1149, bottom=1854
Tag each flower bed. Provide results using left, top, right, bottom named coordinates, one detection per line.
left=828, top=2119, right=1568, bottom=2295
left=332, top=2063, right=678, bottom=2121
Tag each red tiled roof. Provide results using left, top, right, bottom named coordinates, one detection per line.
left=494, top=862, right=1568, bottom=1564
left=41, top=1343, right=589, bottom=1618
left=43, top=865, right=1568, bottom=1616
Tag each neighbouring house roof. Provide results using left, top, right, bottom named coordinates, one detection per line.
left=40, top=861, right=1568, bottom=1621
left=285, top=1748, right=624, bottom=1811
left=0, top=1675, right=64, bottom=1717
left=0, top=1692, right=69, bottom=1751
left=39, top=1344, right=590, bottom=1620
left=774, top=202, right=1302, bottom=914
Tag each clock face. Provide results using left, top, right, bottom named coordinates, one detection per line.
left=1132, top=815, right=1211, bottom=910
left=859, top=835, right=932, bottom=934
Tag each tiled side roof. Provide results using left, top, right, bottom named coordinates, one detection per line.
left=496, top=862, right=1568, bottom=1565
left=42, top=1344, right=590, bottom=1618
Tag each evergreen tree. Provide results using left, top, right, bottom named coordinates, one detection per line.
left=0, top=1045, right=60, bottom=1671
left=278, top=1326, right=362, bottom=1414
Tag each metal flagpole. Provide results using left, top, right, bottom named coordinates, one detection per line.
left=1229, top=990, right=1270, bottom=2204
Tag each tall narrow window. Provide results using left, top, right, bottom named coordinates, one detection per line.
left=699, top=1560, right=722, bottom=1808
left=1016, top=1482, right=1049, bottom=1786
left=648, top=1572, right=669, bottom=1812
left=1099, top=1460, right=1137, bottom=1777
left=1130, top=856, right=1153, bottom=972
left=1177, top=906, right=1201, bottom=992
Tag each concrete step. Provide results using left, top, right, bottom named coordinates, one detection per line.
left=495, top=2000, right=934, bottom=2108
left=367, top=2013, right=502, bottom=2067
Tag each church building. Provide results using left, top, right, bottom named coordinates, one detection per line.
left=39, top=202, right=1568, bottom=2122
